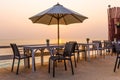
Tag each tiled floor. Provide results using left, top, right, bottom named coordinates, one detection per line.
left=0, top=55, right=120, bottom=80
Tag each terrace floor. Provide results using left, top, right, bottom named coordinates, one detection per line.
left=0, top=55, right=120, bottom=80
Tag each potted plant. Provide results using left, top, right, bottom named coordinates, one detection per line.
left=86, top=38, right=90, bottom=43
left=46, top=39, right=50, bottom=46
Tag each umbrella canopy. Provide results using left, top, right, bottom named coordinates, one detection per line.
left=29, top=3, right=88, bottom=45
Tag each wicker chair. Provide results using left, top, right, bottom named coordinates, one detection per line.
left=114, top=43, right=120, bottom=72
left=10, top=43, right=31, bottom=75
left=48, top=42, right=75, bottom=77
left=103, top=40, right=113, bottom=55
left=92, top=40, right=104, bottom=58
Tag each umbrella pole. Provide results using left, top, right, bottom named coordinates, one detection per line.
left=57, top=18, right=60, bottom=46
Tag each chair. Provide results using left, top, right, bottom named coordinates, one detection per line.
left=92, top=40, right=104, bottom=58
left=48, top=42, right=75, bottom=77
left=10, top=43, right=31, bottom=75
left=103, top=40, right=113, bottom=55
left=55, top=41, right=77, bottom=67
left=113, top=43, right=120, bottom=72
left=76, top=44, right=86, bottom=61
left=68, top=41, right=78, bottom=67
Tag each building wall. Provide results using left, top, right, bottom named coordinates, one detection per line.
left=108, top=7, right=120, bottom=41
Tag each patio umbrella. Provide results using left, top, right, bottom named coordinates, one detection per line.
left=29, top=3, right=88, bottom=46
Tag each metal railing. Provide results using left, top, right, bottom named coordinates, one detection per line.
left=0, top=44, right=44, bottom=60
left=0, top=43, right=65, bottom=60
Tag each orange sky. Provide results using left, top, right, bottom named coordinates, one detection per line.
left=0, top=0, right=120, bottom=43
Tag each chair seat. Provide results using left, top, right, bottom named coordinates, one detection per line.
left=50, top=55, right=71, bottom=61
left=50, top=56, right=64, bottom=60
left=14, top=54, right=31, bottom=59
left=95, top=47, right=104, bottom=50
left=76, top=49, right=86, bottom=52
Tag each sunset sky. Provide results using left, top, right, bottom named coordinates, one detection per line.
left=0, top=0, right=120, bottom=43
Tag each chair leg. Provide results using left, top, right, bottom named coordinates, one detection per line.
left=74, top=54, right=77, bottom=68
left=77, top=51, right=80, bottom=62
left=64, top=60, right=67, bottom=71
left=117, top=59, right=120, bottom=69
left=95, top=50, right=97, bottom=58
left=84, top=51, right=87, bottom=61
left=53, top=61, right=55, bottom=77
left=16, top=59, right=20, bottom=75
left=102, top=49, right=105, bottom=59
left=27, top=57, right=30, bottom=68
left=70, top=59, right=74, bottom=75
left=114, top=56, right=119, bottom=72
left=100, top=50, right=102, bottom=56
left=92, top=49, right=94, bottom=56
left=11, top=58, right=15, bottom=72
left=48, top=58, right=50, bottom=73
left=55, top=61, right=57, bottom=67
left=104, top=49, right=106, bottom=59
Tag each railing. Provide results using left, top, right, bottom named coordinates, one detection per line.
left=0, top=45, right=12, bottom=60
left=0, top=43, right=65, bottom=60
left=0, top=44, right=44, bottom=60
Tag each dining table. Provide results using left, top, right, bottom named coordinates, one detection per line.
left=23, top=44, right=64, bottom=72
left=78, top=43, right=99, bottom=61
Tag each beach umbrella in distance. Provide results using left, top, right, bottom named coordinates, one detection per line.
left=29, top=3, right=88, bottom=46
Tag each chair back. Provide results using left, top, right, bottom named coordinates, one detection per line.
left=10, top=43, right=20, bottom=58
left=103, top=40, right=112, bottom=49
left=92, top=40, right=102, bottom=49
left=63, top=42, right=76, bottom=57
left=115, top=43, right=120, bottom=54
left=68, top=41, right=78, bottom=53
